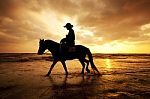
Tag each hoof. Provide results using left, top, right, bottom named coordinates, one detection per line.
left=45, top=74, right=49, bottom=77
left=66, top=72, right=68, bottom=75
left=86, top=69, right=90, bottom=73
left=96, top=72, right=102, bottom=76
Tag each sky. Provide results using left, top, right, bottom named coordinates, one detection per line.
left=0, top=0, right=150, bottom=53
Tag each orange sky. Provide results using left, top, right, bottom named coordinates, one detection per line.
left=0, top=0, right=150, bottom=53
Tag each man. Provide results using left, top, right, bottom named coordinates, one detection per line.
left=60, top=23, right=75, bottom=46
left=60, top=23, right=75, bottom=54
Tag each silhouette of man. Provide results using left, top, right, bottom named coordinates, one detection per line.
left=60, top=23, right=75, bottom=47
left=60, top=23, right=75, bottom=55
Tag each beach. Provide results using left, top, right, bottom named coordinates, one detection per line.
left=0, top=53, right=150, bottom=99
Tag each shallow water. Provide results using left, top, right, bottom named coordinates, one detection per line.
left=0, top=53, right=150, bottom=99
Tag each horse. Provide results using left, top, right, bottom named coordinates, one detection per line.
left=38, top=39, right=100, bottom=76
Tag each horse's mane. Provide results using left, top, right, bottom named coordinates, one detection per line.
left=45, top=39, right=59, bottom=46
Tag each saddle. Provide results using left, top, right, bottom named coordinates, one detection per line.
left=59, top=44, right=76, bottom=53
left=68, top=46, right=76, bottom=52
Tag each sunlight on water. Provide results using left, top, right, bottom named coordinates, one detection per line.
left=105, top=59, right=112, bottom=69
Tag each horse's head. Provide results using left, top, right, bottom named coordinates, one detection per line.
left=38, top=39, right=46, bottom=55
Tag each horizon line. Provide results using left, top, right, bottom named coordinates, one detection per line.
left=0, top=52, right=150, bottom=54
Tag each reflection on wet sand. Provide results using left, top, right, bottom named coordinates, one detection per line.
left=40, top=74, right=101, bottom=99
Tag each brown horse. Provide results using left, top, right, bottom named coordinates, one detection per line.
left=38, top=39, right=100, bottom=76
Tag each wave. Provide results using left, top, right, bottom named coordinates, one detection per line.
left=93, top=53, right=150, bottom=59
left=0, top=53, right=53, bottom=62
left=0, top=53, right=150, bottom=62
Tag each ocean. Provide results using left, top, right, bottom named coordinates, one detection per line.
left=1, top=53, right=150, bottom=62
left=0, top=53, right=150, bottom=76
left=0, top=53, right=150, bottom=98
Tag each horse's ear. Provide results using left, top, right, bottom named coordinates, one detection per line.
left=40, top=39, right=44, bottom=41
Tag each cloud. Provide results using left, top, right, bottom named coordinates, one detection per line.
left=37, top=0, right=150, bottom=44
left=0, top=0, right=150, bottom=52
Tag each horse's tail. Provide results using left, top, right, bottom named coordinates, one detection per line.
left=87, top=48, right=100, bottom=74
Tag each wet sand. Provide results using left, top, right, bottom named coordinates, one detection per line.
left=0, top=54, right=150, bottom=99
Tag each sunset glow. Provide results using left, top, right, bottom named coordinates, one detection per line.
left=0, top=0, right=150, bottom=53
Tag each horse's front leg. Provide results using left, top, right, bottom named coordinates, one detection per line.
left=61, top=61, right=68, bottom=75
left=46, top=60, right=58, bottom=76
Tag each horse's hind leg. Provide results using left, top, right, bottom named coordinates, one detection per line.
left=84, top=59, right=90, bottom=73
left=79, top=59, right=85, bottom=74
left=91, top=65, right=101, bottom=75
